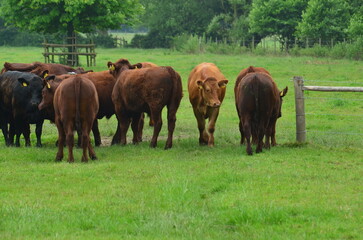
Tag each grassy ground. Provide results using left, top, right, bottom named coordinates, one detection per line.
left=0, top=47, right=362, bottom=239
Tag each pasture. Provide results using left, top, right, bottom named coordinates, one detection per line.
left=0, top=47, right=362, bottom=239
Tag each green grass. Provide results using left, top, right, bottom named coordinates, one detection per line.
left=0, top=47, right=362, bottom=239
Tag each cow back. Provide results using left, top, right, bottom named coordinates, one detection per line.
left=112, top=67, right=180, bottom=114
left=54, top=76, right=99, bottom=126
left=236, top=73, right=279, bottom=120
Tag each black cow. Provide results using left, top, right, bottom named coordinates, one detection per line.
left=0, top=71, right=44, bottom=147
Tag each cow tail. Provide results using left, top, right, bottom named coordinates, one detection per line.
left=166, top=67, right=183, bottom=108
left=74, top=77, right=81, bottom=131
left=251, top=74, right=259, bottom=136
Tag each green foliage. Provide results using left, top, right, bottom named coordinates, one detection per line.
left=347, top=7, right=363, bottom=39
left=249, top=0, right=308, bottom=46
left=0, top=0, right=143, bottom=34
left=297, top=0, right=350, bottom=41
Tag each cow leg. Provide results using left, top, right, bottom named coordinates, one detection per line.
left=82, top=122, right=96, bottom=162
left=8, top=122, right=16, bottom=146
left=239, top=119, right=245, bottom=145
left=92, top=119, right=101, bottom=147
left=150, top=110, right=162, bottom=148
left=22, top=123, right=31, bottom=147
left=111, top=124, right=121, bottom=145
left=256, top=121, right=269, bottom=153
left=165, top=106, right=177, bottom=149
left=270, top=120, right=277, bottom=147
left=131, top=113, right=142, bottom=144
left=64, top=122, right=75, bottom=163
left=242, top=119, right=253, bottom=155
left=1, top=122, right=9, bottom=146
left=119, top=115, right=131, bottom=145
left=207, top=109, right=220, bottom=147
left=55, top=120, right=65, bottom=161
left=137, top=113, right=145, bottom=143
left=35, top=120, right=44, bottom=147
left=192, top=108, right=207, bottom=145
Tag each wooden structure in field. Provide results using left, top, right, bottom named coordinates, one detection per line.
left=42, top=36, right=96, bottom=67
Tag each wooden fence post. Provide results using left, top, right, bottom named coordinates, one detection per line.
left=294, top=76, right=306, bottom=143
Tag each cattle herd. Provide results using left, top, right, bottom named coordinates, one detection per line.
left=0, top=60, right=287, bottom=162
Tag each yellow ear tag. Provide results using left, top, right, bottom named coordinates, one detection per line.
left=44, top=73, right=48, bottom=78
left=22, top=82, right=28, bottom=87
left=198, top=85, right=203, bottom=89
left=280, top=91, right=284, bottom=97
left=47, top=83, right=51, bottom=89
left=109, top=65, right=115, bottom=71
left=220, top=85, right=226, bottom=88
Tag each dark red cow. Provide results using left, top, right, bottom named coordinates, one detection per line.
left=235, top=66, right=275, bottom=145
left=1, top=62, right=91, bottom=76
left=0, top=71, right=44, bottom=147
left=109, top=59, right=183, bottom=149
left=45, top=70, right=118, bottom=146
left=235, top=72, right=287, bottom=155
left=39, top=76, right=99, bottom=162
left=188, top=62, right=228, bottom=146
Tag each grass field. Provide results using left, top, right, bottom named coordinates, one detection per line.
left=0, top=47, right=362, bottom=239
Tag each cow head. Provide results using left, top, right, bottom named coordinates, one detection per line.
left=107, top=58, right=136, bottom=79
left=38, top=75, right=60, bottom=121
left=13, top=72, right=44, bottom=123
left=276, top=86, right=288, bottom=118
left=197, top=77, right=228, bottom=107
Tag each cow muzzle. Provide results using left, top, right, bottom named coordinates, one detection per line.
left=208, top=101, right=221, bottom=108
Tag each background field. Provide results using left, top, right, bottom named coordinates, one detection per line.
left=0, top=47, right=362, bottom=239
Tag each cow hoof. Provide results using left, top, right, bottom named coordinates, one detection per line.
left=91, top=155, right=97, bottom=160
left=36, top=143, right=42, bottom=148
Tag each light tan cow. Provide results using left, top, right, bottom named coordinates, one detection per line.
left=188, top=62, right=228, bottom=146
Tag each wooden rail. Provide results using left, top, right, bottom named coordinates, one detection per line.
left=42, top=43, right=96, bottom=67
left=293, top=76, right=363, bottom=143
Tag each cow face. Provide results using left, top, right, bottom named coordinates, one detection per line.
left=277, top=86, right=288, bottom=118
left=38, top=76, right=57, bottom=110
left=197, top=77, right=228, bottom=107
left=107, top=58, right=136, bottom=79
left=13, top=73, right=44, bottom=123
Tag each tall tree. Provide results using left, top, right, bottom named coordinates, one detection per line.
left=297, top=0, right=350, bottom=42
left=249, top=0, right=308, bottom=48
left=0, top=0, right=142, bottom=62
left=139, top=0, right=225, bottom=47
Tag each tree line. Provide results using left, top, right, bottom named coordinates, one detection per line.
left=0, top=0, right=362, bottom=51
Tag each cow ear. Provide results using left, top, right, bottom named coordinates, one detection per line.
left=18, top=78, right=29, bottom=87
left=196, top=80, right=203, bottom=89
left=107, top=62, right=115, bottom=71
left=280, top=86, right=288, bottom=97
left=41, top=70, right=49, bottom=79
left=133, top=63, right=142, bottom=69
left=218, top=79, right=229, bottom=88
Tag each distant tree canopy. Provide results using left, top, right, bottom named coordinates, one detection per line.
left=0, top=0, right=143, bottom=38
left=297, top=0, right=351, bottom=41
left=136, top=0, right=362, bottom=48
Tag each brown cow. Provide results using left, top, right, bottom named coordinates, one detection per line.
left=188, top=62, right=228, bottom=146
left=2, top=62, right=90, bottom=76
left=235, top=72, right=287, bottom=155
left=38, top=76, right=99, bottom=162
left=235, top=66, right=272, bottom=145
left=109, top=59, right=183, bottom=149
left=48, top=71, right=118, bottom=146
